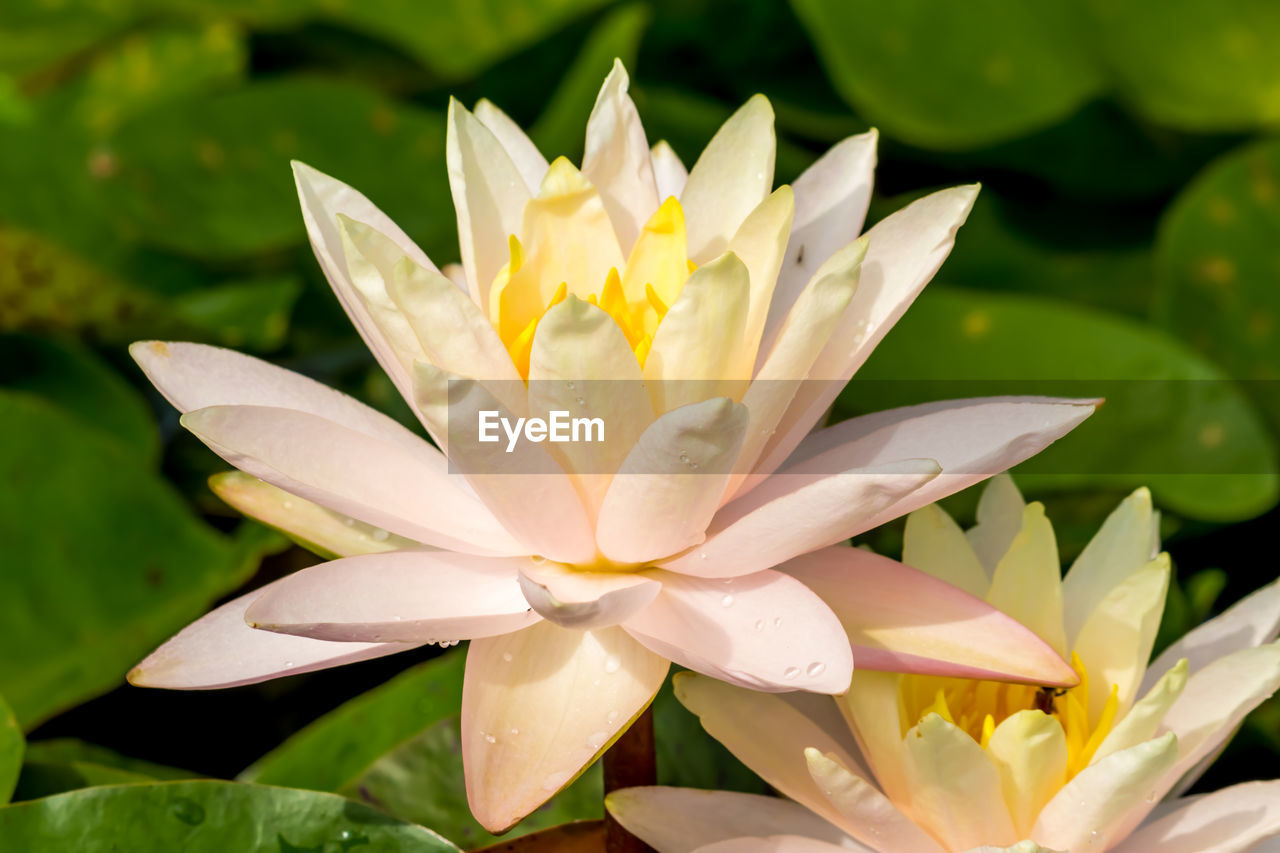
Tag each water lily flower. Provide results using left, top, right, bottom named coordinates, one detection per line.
left=128, top=62, right=1096, bottom=831
left=609, top=477, right=1280, bottom=852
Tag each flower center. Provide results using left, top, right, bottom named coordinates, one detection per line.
left=900, top=652, right=1120, bottom=778
left=486, top=157, right=695, bottom=379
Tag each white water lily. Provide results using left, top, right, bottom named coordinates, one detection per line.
left=129, top=62, right=1096, bottom=832
left=609, top=477, right=1280, bottom=852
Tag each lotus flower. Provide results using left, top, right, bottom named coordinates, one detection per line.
left=128, top=62, right=1096, bottom=831
left=609, top=477, right=1280, bottom=852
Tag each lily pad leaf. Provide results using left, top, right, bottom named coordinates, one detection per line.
left=0, top=780, right=461, bottom=852
left=0, top=695, right=21, bottom=804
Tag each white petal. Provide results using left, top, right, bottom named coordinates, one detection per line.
left=243, top=550, right=536, bottom=642
left=751, top=186, right=980, bottom=477
left=582, top=59, right=660, bottom=250
left=412, top=364, right=597, bottom=564
left=760, top=130, right=877, bottom=358
left=806, top=749, right=948, bottom=853
left=681, top=95, right=775, bottom=262
left=1092, top=659, right=1188, bottom=764
left=1031, top=733, right=1178, bottom=851
left=673, top=672, right=870, bottom=831
left=1062, top=487, right=1159, bottom=646
left=1111, top=781, right=1280, bottom=853
left=607, top=787, right=857, bottom=853
left=517, top=561, right=660, bottom=629
left=128, top=583, right=414, bottom=689
left=462, top=623, right=668, bottom=832
left=694, top=837, right=857, bottom=853
left=209, top=471, right=418, bottom=558
left=752, top=396, right=1097, bottom=533
left=596, top=397, right=748, bottom=564
left=624, top=569, right=853, bottom=693
left=661, top=460, right=940, bottom=579
left=474, top=97, right=548, bottom=192
left=130, top=341, right=428, bottom=457
left=293, top=161, right=433, bottom=407
left=180, top=404, right=523, bottom=555
left=651, top=140, right=689, bottom=201
left=447, top=98, right=531, bottom=309
left=1144, top=578, right=1280, bottom=693
left=900, top=714, right=1018, bottom=850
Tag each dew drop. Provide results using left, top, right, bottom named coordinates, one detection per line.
left=806, top=662, right=826, bottom=677
left=754, top=619, right=765, bottom=631
left=371, top=528, right=389, bottom=542
left=587, top=730, right=609, bottom=749
left=783, top=666, right=800, bottom=680
left=502, top=652, right=514, bottom=662
left=576, top=397, right=585, bottom=405
left=720, top=594, right=735, bottom=607
left=282, top=501, right=294, bottom=510
left=773, top=617, right=783, bottom=629
left=282, top=660, right=295, bottom=669
left=170, top=797, right=205, bottom=826
left=344, top=518, right=355, bottom=527
left=604, top=655, right=621, bottom=673
left=698, top=552, right=708, bottom=560
left=607, top=710, right=620, bottom=724
left=510, top=727, right=520, bottom=736
left=485, top=733, right=497, bottom=744
left=567, top=382, right=576, bottom=390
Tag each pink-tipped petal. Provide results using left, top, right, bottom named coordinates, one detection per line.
left=243, top=551, right=536, bottom=643
left=1110, top=781, right=1280, bottom=853
left=624, top=570, right=853, bottom=693
left=756, top=396, right=1098, bottom=532
left=606, top=787, right=857, bottom=853
left=518, top=561, right=661, bottom=629
left=128, top=583, right=414, bottom=690
left=662, top=460, right=940, bottom=579
left=783, top=545, right=1079, bottom=687
left=180, top=404, right=524, bottom=556
left=596, top=397, right=749, bottom=564
left=130, top=341, right=429, bottom=457
left=751, top=186, right=980, bottom=477
left=463, top=623, right=668, bottom=833
left=759, top=130, right=878, bottom=359
left=582, top=60, right=661, bottom=250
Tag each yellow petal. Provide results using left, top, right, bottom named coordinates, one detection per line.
left=985, top=710, right=1068, bottom=837
left=902, top=502, right=991, bottom=598
left=727, top=185, right=795, bottom=370
left=985, top=502, right=1068, bottom=657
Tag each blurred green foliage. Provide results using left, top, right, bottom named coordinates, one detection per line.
left=2, top=0, right=1279, bottom=845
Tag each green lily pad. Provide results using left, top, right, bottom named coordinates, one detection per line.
left=0, top=695, right=21, bottom=804
left=22, top=739, right=197, bottom=782
left=0, top=391, right=256, bottom=727
left=1154, top=139, right=1280, bottom=432
left=0, top=780, right=460, bottom=852
left=845, top=287, right=1280, bottom=522
left=99, top=77, right=451, bottom=261
left=172, top=276, right=302, bottom=352
left=789, top=0, right=1103, bottom=149
left=1083, top=0, right=1280, bottom=131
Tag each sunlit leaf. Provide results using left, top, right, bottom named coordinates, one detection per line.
left=790, top=0, right=1103, bottom=149
left=0, top=780, right=461, bottom=851
left=846, top=287, right=1280, bottom=521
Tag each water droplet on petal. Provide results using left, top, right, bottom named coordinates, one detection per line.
left=604, top=655, right=621, bottom=673
left=502, top=652, right=513, bottom=663
left=806, top=662, right=826, bottom=677
left=720, top=594, right=734, bottom=607
left=754, top=619, right=765, bottom=631
left=567, top=382, right=575, bottom=390
left=371, top=528, right=389, bottom=542
left=282, top=501, right=294, bottom=510
left=510, top=728, right=520, bottom=735
left=607, top=710, right=619, bottom=723
left=542, top=770, right=571, bottom=791
left=698, top=552, right=708, bottom=560
left=773, top=617, right=783, bottom=629
left=576, top=397, right=585, bottom=405
left=783, top=666, right=800, bottom=680
left=282, top=660, right=294, bottom=669
left=587, top=731, right=609, bottom=749
left=485, top=733, right=497, bottom=744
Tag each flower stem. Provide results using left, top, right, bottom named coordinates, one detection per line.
left=602, top=705, right=656, bottom=853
